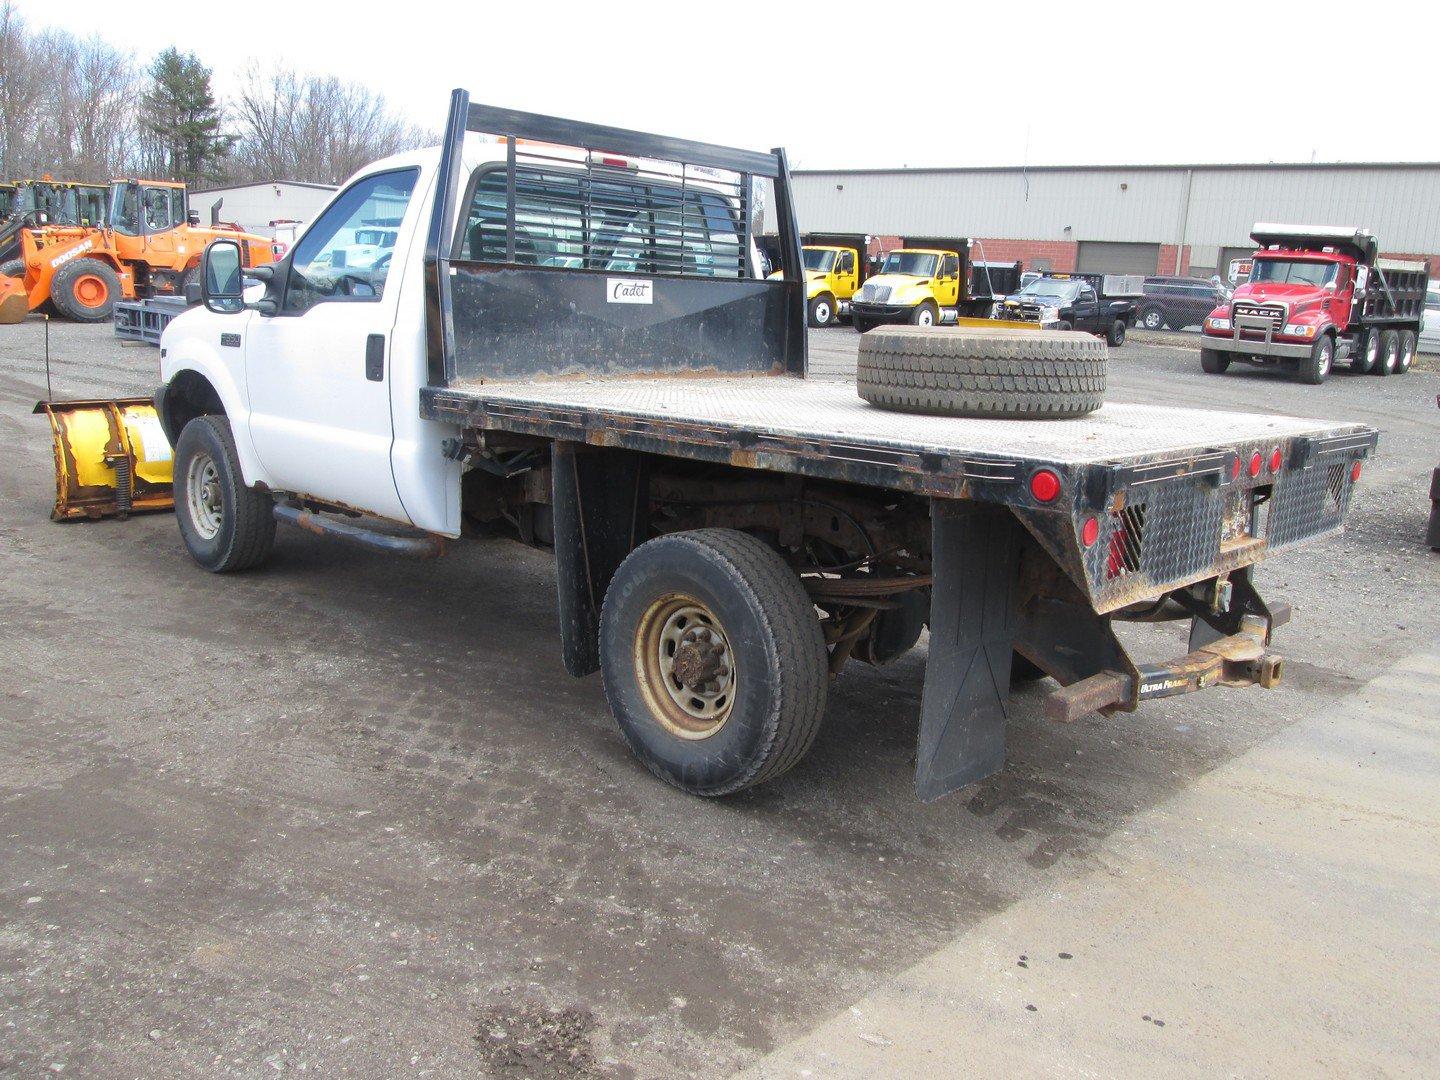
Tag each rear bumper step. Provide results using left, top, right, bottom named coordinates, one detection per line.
left=1044, top=626, right=1282, bottom=723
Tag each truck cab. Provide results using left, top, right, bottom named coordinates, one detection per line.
left=1201, top=224, right=1430, bottom=383
left=767, top=234, right=869, bottom=327
left=849, top=247, right=962, bottom=331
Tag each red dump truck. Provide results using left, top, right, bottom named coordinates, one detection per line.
left=1201, top=224, right=1429, bottom=384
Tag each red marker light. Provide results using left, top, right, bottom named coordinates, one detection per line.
left=1249, top=452, right=1263, bottom=478
left=1351, top=460, right=1363, bottom=482
left=1081, top=516, right=1100, bottom=547
left=1030, top=469, right=1061, bottom=503
left=1270, top=449, right=1283, bottom=473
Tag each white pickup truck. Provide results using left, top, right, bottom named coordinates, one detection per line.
left=155, top=91, right=1377, bottom=801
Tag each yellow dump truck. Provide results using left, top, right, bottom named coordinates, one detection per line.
left=768, top=232, right=872, bottom=327
left=850, top=236, right=1015, bottom=332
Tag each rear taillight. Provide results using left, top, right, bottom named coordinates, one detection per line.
left=1351, top=460, right=1363, bottom=482
left=1081, top=516, right=1099, bottom=547
left=1249, top=452, right=1263, bottom=478
left=1269, top=449, right=1283, bottom=474
left=1029, top=469, right=1061, bottom=503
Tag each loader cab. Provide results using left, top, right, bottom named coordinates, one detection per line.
left=109, top=180, right=188, bottom=237
left=0, top=184, right=16, bottom=219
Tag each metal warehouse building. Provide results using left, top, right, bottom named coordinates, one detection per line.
left=187, top=180, right=338, bottom=238
left=790, top=162, right=1440, bottom=279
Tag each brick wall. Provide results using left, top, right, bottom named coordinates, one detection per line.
left=1158, top=245, right=1190, bottom=276
left=967, top=239, right=1078, bottom=272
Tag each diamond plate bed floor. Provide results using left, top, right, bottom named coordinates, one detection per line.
left=439, top=375, right=1367, bottom=465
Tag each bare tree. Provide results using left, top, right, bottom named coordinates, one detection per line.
left=229, top=64, right=432, bottom=184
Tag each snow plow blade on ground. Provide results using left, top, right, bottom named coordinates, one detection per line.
left=0, top=275, right=26, bottom=324
left=34, top=397, right=174, bottom=520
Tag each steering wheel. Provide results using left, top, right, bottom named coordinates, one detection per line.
left=335, top=274, right=376, bottom=298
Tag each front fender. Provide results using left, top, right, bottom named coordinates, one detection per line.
left=158, top=307, right=266, bottom=486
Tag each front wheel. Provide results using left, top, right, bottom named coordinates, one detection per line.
left=1200, top=347, right=1229, bottom=374
left=807, top=293, right=835, bottom=328
left=50, top=256, right=120, bottom=321
left=173, top=415, right=276, bottom=572
left=0, top=258, right=24, bottom=279
left=599, top=529, right=828, bottom=796
left=853, top=316, right=875, bottom=333
left=909, top=301, right=938, bottom=327
left=1298, top=334, right=1334, bottom=384
left=1107, top=319, right=1127, bottom=346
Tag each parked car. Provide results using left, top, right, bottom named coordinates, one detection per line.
left=1138, top=276, right=1229, bottom=331
left=1419, top=282, right=1440, bottom=355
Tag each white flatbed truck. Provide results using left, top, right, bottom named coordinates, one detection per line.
left=155, top=91, right=1377, bottom=801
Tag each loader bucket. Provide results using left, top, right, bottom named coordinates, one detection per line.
left=0, top=275, right=26, bottom=324
left=33, top=397, right=175, bottom=521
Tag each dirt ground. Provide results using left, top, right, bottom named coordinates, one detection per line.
left=1, top=319, right=1437, bottom=1077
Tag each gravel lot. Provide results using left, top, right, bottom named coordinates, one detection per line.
left=1, top=319, right=1437, bottom=1077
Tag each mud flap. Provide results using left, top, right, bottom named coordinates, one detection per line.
left=916, top=501, right=1020, bottom=802
left=551, top=442, right=648, bottom=677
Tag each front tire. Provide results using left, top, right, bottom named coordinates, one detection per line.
left=1200, top=347, right=1229, bottom=374
left=0, top=258, right=24, bottom=278
left=1298, top=334, right=1334, bottom=384
left=50, top=257, right=120, bottom=321
left=909, top=301, right=938, bottom=327
left=1107, top=319, right=1127, bottom=346
left=173, top=415, right=276, bottom=573
left=807, top=293, right=835, bottom=328
left=599, top=528, right=828, bottom=796
left=853, top=316, right=875, bottom=333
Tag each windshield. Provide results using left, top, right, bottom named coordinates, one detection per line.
left=1248, top=258, right=1338, bottom=287
left=880, top=251, right=938, bottom=277
left=802, top=248, right=837, bottom=273
left=1018, top=279, right=1080, bottom=301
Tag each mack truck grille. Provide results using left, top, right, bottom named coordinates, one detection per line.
left=1232, top=302, right=1284, bottom=332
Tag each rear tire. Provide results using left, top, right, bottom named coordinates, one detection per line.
left=50, top=257, right=120, bottom=321
left=1352, top=328, right=1380, bottom=374
left=1200, top=347, right=1229, bottom=374
left=1107, top=319, right=1127, bottom=346
left=173, top=415, right=276, bottom=573
left=1139, top=306, right=1165, bottom=331
left=599, top=529, right=828, bottom=796
left=1375, top=329, right=1399, bottom=376
left=1397, top=330, right=1416, bottom=374
left=1297, top=334, right=1334, bottom=384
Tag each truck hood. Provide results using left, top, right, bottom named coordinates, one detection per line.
left=1232, top=282, right=1327, bottom=306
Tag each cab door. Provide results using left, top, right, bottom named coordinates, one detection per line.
left=1073, top=284, right=1100, bottom=331
left=936, top=252, right=961, bottom=308
left=832, top=248, right=858, bottom=300
left=243, top=167, right=422, bottom=521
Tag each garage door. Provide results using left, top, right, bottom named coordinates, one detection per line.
left=1076, top=242, right=1160, bottom=275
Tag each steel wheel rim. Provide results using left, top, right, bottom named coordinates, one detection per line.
left=1399, top=340, right=1413, bottom=371
left=1384, top=340, right=1397, bottom=372
left=1319, top=340, right=1332, bottom=377
left=815, top=301, right=831, bottom=324
left=74, top=273, right=108, bottom=308
left=1144, top=311, right=1162, bottom=329
left=1366, top=335, right=1379, bottom=366
left=186, top=451, right=223, bottom=540
left=917, top=308, right=933, bottom=326
left=634, top=594, right=736, bottom=739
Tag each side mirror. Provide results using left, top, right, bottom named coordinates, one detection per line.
left=201, top=239, right=245, bottom=315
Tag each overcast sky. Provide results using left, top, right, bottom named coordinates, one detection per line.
left=15, top=0, right=1439, bottom=170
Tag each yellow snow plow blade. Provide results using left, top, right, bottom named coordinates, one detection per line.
left=954, top=316, right=1041, bottom=331
left=34, top=397, right=174, bottom=521
left=0, top=275, right=26, bottom=324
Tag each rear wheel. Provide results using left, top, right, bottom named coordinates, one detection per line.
left=1352, top=328, right=1380, bottom=374
left=1139, top=306, right=1165, bottom=331
left=50, top=257, right=120, bottom=321
left=1397, top=330, right=1416, bottom=374
left=1298, top=334, right=1334, bottom=384
left=1375, top=329, right=1399, bottom=376
left=909, top=301, right=938, bottom=327
left=1107, top=319, right=1127, bottom=346
left=807, top=293, right=835, bottom=328
left=173, top=415, right=276, bottom=573
left=1200, top=347, right=1229, bottom=374
left=599, top=529, right=828, bottom=796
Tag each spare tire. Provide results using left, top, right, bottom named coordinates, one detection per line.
left=857, top=326, right=1107, bottom=419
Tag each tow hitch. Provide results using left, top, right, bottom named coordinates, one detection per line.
left=1044, top=620, right=1283, bottom=723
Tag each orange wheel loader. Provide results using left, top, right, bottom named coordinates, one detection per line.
left=4, top=179, right=273, bottom=322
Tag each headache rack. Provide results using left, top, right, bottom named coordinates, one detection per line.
left=422, top=89, right=808, bottom=387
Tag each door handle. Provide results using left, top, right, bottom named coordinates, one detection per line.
left=365, top=334, right=385, bottom=382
